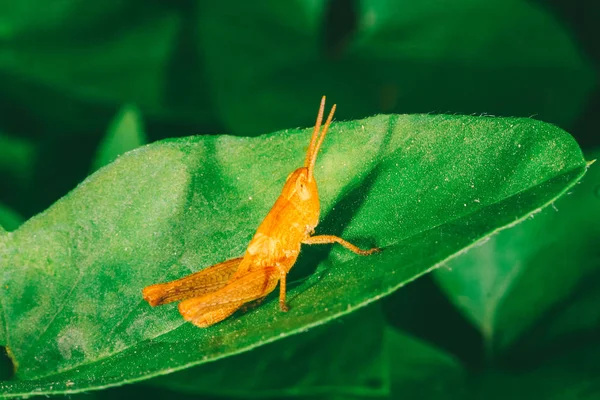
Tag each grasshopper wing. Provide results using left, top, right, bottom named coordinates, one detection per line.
left=142, top=257, right=243, bottom=306
left=178, top=266, right=280, bottom=327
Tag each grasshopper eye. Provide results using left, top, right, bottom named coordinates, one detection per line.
left=295, top=177, right=311, bottom=200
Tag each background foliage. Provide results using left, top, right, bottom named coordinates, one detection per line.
left=0, top=0, right=598, bottom=399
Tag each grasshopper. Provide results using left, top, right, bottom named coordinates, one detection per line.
left=143, top=97, right=380, bottom=327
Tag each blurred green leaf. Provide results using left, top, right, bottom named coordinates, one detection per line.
left=0, top=133, right=36, bottom=185
left=0, top=113, right=586, bottom=397
left=381, top=272, right=485, bottom=369
left=387, top=327, right=467, bottom=400
left=435, top=154, right=598, bottom=354
left=0, top=1, right=213, bottom=125
left=531, top=273, right=600, bottom=349
left=494, top=152, right=600, bottom=361
left=199, top=0, right=594, bottom=135
left=92, top=105, right=146, bottom=172
left=149, top=306, right=387, bottom=398
left=0, top=203, right=23, bottom=232
left=477, top=342, right=600, bottom=400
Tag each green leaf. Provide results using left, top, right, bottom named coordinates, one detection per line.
left=478, top=342, right=600, bottom=400
left=434, top=154, right=598, bottom=354
left=0, top=133, right=36, bottom=185
left=199, top=0, right=594, bottom=135
left=530, top=273, right=600, bottom=349
left=92, top=105, right=147, bottom=172
left=387, top=327, right=467, bottom=399
left=0, top=203, right=23, bottom=233
left=0, top=114, right=585, bottom=397
left=493, top=152, right=600, bottom=359
left=149, top=306, right=387, bottom=398
left=0, top=2, right=214, bottom=125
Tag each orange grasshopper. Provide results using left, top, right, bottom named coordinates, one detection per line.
left=143, top=97, right=380, bottom=327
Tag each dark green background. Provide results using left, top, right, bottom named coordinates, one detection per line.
left=0, top=1, right=598, bottom=399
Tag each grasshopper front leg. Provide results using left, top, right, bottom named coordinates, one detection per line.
left=275, top=263, right=290, bottom=312
left=302, top=235, right=380, bottom=255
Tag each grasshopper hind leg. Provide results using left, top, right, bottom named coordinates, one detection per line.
left=178, top=267, right=280, bottom=327
left=190, top=295, right=269, bottom=328
left=142, top=257, right=243, bottom=306
left=183, top=302, right=244, bottom=328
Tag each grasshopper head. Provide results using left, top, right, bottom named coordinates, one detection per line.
left=278, top=97, right=335, bottom=222
left=280, top=167, right=320, bottom=230
left=282, top=167, right=318, bottom=203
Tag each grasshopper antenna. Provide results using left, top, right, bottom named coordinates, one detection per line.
left=306, top=97, right=336, bottom=181
left=305, top=96, right=326, bottom=170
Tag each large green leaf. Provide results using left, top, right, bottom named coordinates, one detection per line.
left=148, top=306, right=387, bottom=398
left=0, top=114, right=586, bottom=397
left=198, top=0, right=594, bottom=135
left=435, top=153, right=598, bottom=354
